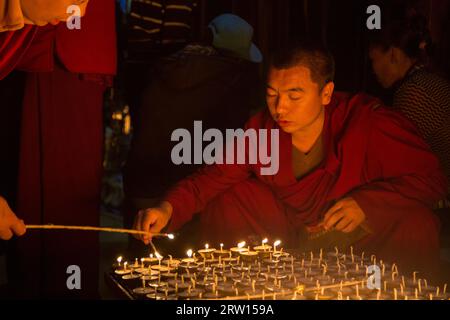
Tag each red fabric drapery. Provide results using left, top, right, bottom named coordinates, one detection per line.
left=0, top=25, right=37, bottom=80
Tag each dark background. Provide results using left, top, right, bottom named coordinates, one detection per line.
left=117, top=0, right=450, bottom=124
left=186, top=0, right=450, bottom=101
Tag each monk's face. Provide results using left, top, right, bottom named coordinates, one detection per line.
left=21, top=0, right=89, bottom=26
left=266, top=65, right=334, bottom=134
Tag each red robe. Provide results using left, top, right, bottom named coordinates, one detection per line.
left=164, top=92, right=448, bottom=275
left=1, top=0, right=116, bottom=298
left=0, top=25, right=36, bottom=79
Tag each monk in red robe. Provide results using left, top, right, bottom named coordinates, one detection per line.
left=134, top=43, right=447, bottom=277
left=0, top=0, right=116, bottom=298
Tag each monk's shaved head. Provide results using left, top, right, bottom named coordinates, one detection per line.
left=269, top=41, right=335, bottom=91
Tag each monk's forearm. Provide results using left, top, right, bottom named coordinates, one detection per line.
left=163, top=163, right=251, bottom=231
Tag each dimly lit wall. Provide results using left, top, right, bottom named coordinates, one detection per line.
left=196, top=0, right=450, bottom=103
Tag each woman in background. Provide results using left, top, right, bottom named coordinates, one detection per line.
left=368, top=13, right=450, bottom=207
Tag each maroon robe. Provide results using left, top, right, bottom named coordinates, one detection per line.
left=1, top=0, right=116, bottom=298
left=164, top=92, right=448, bottom=276
left=0, top=25, right=37, bottom=80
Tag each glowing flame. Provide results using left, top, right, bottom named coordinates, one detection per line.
left=205, top=243, right=209, bottom=249
left=117, top=256, right=123, bottom=264
left=220, top=243, right=224, bottom=249
left=274, top=240, right=281, bottom=247
left=150, top=253, right=154, bottom=258
left=167, top=234, right=175, bottom=240
left=155, top=252, right=163, bottom=260
left=238, top=241, right=246, bottom=249
left=187, top=249, right=193, bottom=258
left=262, top=238, right=268, bottom=245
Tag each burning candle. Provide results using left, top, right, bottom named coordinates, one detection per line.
left=253, top=239, right=272, bottom=259
left=114, top=257, right=132, bottom=275
left=198, top=243, right=216, bottom=259
left=155, top=252, right=163, bottom=266
left=183, top=249, right=195, bottom=266
left=230, top=241, right=248, bottom=256
left=273, top=240, right=281, bottom=253
left=141, top=253, right=159, bottom=265
left=167, top=234, right=175, bottom=240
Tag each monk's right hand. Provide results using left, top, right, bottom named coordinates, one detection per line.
left=0, top=196, right=26, bottom=240
left=133, top=201, right=173, bottom=245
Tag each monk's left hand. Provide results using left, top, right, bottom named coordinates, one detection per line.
left=322, top=197, right=366, bottom=233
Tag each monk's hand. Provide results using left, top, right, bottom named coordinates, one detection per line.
left=133, top=201, right=173, bottom=245
left=0, top=196, right=26, bottom=240
left=322, top=197, right=365, bottom=233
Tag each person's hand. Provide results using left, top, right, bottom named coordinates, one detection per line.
left=0, top=197, right=26, bottom=240
left=321, top=197, right=365, bottom=233
left=133, top=201, right=173, bottom=245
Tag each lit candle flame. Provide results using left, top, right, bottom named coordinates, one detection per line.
left=274, top=240, right=281, bottom=247
left=220, top=243, right=224, bottom=249
left=150, top=253, right=154, bottom=258
left=117, top=256, right=123, bottom=264
left=187, top=249, right=193, bottom=258
left=205, top=243, right=209, bottom=249
left=238, top=241, right=246, bottom=249
left=155, top=252, right=163, bottom=260
left=262, top=238, right=268, bottom=245
left=167, top=234, right=175, bottom=240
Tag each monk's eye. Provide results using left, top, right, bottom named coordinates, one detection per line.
left=289, top=95, right=301, bottom=101
left=266, top=91, right=277, bottom=98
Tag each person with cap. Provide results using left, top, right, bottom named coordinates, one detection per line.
left=123, top=14, right=263, bottom=244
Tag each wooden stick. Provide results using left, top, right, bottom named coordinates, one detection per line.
left=25, top=224, right=171, bottom=238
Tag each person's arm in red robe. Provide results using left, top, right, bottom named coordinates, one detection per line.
left=163, top=157, right=252, bottom=231
left=161, top=113, right=270, bottom=231
left=348, top=106, right=448, bottom=234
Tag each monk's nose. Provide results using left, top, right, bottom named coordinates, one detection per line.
left=274, top=98, right=289, bottom=117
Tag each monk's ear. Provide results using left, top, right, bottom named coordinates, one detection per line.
left=321, top=81, right=334, bottom=106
